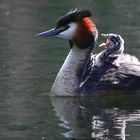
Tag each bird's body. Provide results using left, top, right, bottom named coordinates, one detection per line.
left=36, top=9, right=140, bottom=96
left=52, top=47, right=140, bottom=96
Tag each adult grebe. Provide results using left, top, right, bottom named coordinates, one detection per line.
left=36, top=9, right=140, bottom=96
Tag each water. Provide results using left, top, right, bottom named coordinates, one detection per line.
left=0, top=0, right=140, bottom=139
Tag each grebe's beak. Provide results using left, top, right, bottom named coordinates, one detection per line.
left=35, top=26, right=69, bottom=37
left=99, top=34, right=110, bottom=48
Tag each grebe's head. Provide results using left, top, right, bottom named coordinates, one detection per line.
left=36, top=9, right=98, bottom=49
left=99, top=33, right=124, bottom=54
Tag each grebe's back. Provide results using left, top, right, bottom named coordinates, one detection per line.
left=79, top=33, right=140, bottom=93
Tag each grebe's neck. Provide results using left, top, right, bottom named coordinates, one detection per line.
left=51, top=46, right=92, bottom=96
left=61, top=47, right=91, bottom=72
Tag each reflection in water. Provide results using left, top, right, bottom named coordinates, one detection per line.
left=52, top=95, right=140, bottom=140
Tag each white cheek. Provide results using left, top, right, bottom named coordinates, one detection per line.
left=56, top=23, right=77, bottom=40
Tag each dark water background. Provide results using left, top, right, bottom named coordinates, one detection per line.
left=0, top=0, right=140, bottom=139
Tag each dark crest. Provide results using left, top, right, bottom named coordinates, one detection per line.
left=56, top=9, right=92, bottom=28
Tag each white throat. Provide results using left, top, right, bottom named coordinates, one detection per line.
left=51, top=47, right=90, bottom=96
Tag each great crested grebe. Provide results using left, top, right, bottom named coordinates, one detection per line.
left=36, top=9, right=140, bottom=96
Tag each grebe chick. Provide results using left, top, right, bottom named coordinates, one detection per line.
left=91, top=33, right=125, bottom=68
left=99, top=33, right=140, bottom=66
left=79, top=33, right=125, bottom=86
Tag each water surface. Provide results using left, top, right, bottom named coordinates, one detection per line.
left=0, top=0, right=140, bottom=139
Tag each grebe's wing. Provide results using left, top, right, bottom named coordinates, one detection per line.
left=100, top=62, right=140, bottom=89
left=79, top=53, right=140, bottom=89
left=112, top=54, right=140, bottom=66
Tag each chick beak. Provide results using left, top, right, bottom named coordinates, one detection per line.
left=99, top=34, right=110, bottom=48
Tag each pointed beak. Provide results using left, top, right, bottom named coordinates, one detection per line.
left=35, top=28, right=63, bottom=37
left=35, top=26, right=68, bottom=37
left=35, top=26, right=69, bottom=38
